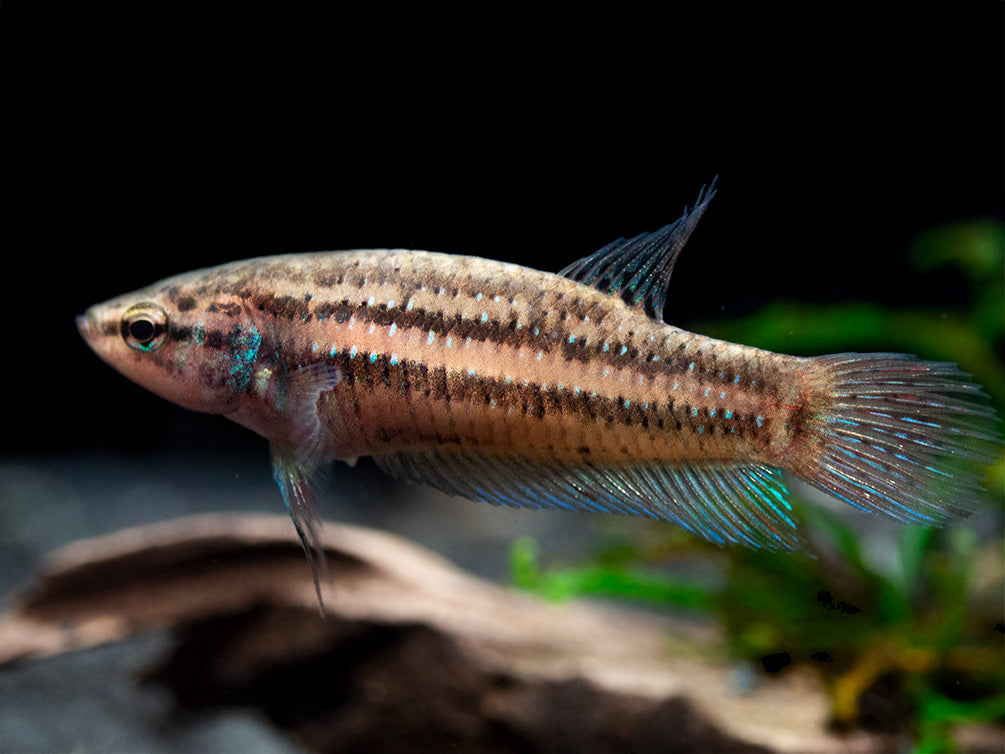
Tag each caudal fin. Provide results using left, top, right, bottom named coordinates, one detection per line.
left=787, top=354, right=1000, bottom=524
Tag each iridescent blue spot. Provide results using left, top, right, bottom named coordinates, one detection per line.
left=228, top=325, right=261, bottom=390
left=620, top=345, right=627, bottom=355
left=537, top=350, right=543, bottom=360
left=367, top=295, right=375, bottom=306
left=652, top=354, right=660, bottom=362
left=481, top=312, right=488, bottom=324
left=689, top=362, right=695, bottom=371
left=427, top=330, right=435, bottom=345
left=691, top=407, right=699, bottom=417
left=388, top=299, right=395, bottom=308
left=390, top=353, right=399, bottom=366
left=720, top=391, right=726, bottom=399
left=370, top=352, right=379, bottom=364
left=704, top=387, right=710, bottom=397
left=698, top=426, right=705, bottom=434
left=734, top=375, right=741, bottom=383
left=329, top=345, right=338, bottom=358
left=709, top=408, right=717, bottom=417
left=407, top=298, right=414, bottom=311
left=468, top=368, right=476, bottom=376
left=312, top=342, right=319, bottom=354
left=476, top=292, right=483, bottom=302
left=624, top=398, right=630, bottom=408
left=603, top=342, right=610, bottom=352
left=447, top=336, right=453, bottom=348
left=673, top=381, right=679, bottom=390
left=725, top=410, right=733, bottom=419
left=388, top=322, right=397, bottom=336
left=756, top=415, right=764, bottom=427
left=350, top=345, right=358, bottom=359
left=568, top=334, right=575, bottom=343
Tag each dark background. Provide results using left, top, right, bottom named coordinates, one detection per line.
left=3, top=1, right=1002, bottom=459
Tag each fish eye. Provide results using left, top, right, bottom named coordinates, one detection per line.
left=121, top=302, right=169, bottom=352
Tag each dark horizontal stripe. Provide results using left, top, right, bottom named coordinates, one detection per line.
left=285, top=346, right=765, bottom=456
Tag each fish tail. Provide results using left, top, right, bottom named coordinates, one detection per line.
left=785, top=354, right=1001, bottom=524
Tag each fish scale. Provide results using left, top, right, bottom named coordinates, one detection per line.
left=78, top=178, right=1000, bottom=607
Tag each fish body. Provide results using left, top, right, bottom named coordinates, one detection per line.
left=77, top=182, right=1000, bottom=601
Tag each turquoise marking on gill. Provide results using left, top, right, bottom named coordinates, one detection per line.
left=229, top=324, right=261, bottom=391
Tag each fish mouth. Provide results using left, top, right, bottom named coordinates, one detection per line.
left=76, top=309, right=98, bottom=345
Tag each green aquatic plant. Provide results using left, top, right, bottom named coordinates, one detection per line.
left=511, top=505, right=1004, bottom=750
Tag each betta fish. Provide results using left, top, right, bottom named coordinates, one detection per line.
left=77, top=180, right=1000, bottom=604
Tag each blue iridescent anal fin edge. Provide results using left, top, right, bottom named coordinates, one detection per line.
left=375, top=447, right=801, bottom=551
left=558, top=177, right=718, bottom=322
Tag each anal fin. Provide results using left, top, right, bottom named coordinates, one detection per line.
left=375, top=446, right=799, bottom=551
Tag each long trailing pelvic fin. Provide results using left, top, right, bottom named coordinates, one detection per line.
left=558, top=177, right=718, bottom=322
left=787, top=353, right=1001, bottom=524
left=269, top=363, right=343, bottom=612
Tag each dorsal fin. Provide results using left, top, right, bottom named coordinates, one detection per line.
left=558, top=177, right=717, bottom=321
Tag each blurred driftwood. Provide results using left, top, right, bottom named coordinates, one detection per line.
left=0, top=514, right=905, bottom=753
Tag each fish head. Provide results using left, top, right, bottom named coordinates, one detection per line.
left=77, top=273, right=262, bottom=415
